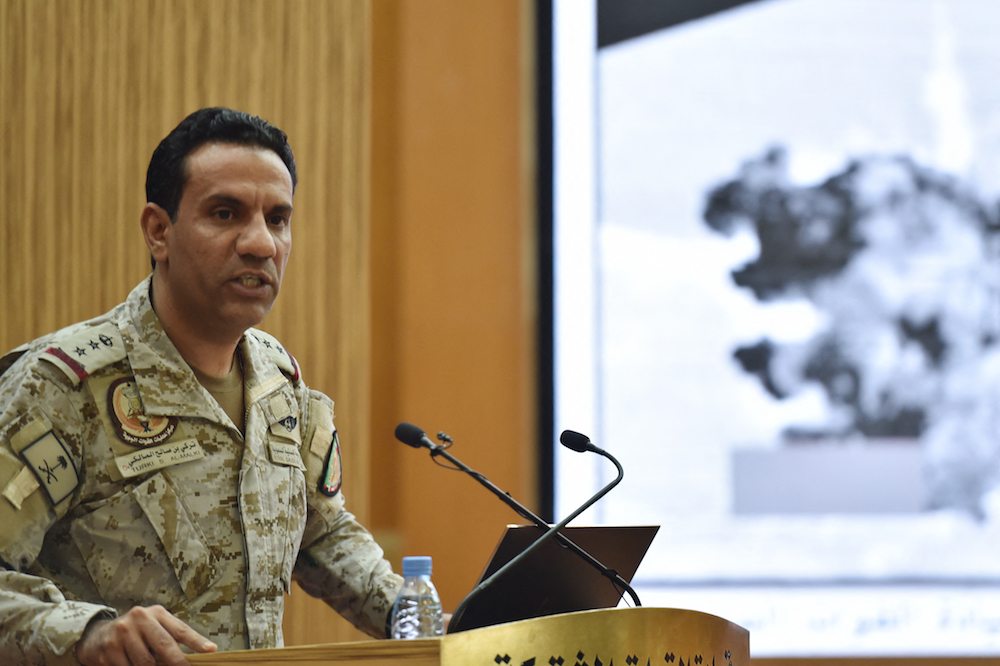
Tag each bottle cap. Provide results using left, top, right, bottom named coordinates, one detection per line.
left=401, top=555, right=433, bottom=577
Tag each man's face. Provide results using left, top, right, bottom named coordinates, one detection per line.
left=160, top=142, right=293, bottom=340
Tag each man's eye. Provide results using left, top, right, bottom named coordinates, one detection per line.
left=269, top=215, right=288, bottom=226
left=216, top=210, right=233, bottom=220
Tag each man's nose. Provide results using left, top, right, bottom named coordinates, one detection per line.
left=237, top=212, right=277, bottom=258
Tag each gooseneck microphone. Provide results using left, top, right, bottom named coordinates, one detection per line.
left=395, top=423, right=639, bottom=608
left=448, top=428, right=627, bottom=630
left=559, top=428, right=598, bottom=453
left=394, top=422, right=436, bottom=450
left=394, top=422, right=545, bottom=526
left=395, top=423, right=638, bottom=631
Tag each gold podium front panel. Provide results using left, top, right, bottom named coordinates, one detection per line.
left=188, top=608, right=749, bottom=666
left=444, top=607, right=748, bottom=666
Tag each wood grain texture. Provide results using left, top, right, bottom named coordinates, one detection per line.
left=367, top=0, right=538, bottom=610
left=187, top=638, right=441, bottom=665
left=1, top=0, right=371, bottom=646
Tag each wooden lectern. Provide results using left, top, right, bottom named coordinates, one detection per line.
left=188, top=607, right=749, bottom=666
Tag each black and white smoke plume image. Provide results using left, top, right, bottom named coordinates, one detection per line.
left=706, top=146, right=1000, bottom=518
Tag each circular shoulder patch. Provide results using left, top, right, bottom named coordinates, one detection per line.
left=107, top=377, right=178, bottom=447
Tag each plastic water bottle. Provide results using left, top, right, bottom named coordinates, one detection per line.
left=391, top=556, right=444, bottom=639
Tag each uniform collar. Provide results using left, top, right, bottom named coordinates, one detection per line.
left=118, top=276, right=288, bottom=421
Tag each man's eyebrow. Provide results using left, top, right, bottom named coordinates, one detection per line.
left=204, top=194, right=292, bottom=216
left=205, top=194, right=246, bottom=209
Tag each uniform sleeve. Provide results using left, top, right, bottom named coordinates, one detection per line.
left=0, top=361, right=116, bottom=665
left=0, top=570, right=116, bottom=666
left=291, top=390, right=402, bottom=639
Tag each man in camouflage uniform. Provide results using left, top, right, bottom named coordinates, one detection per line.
left=0, top=108, right=403, bottom=665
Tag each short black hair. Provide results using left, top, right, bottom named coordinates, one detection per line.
left=146, top=107, right=297, bottom=221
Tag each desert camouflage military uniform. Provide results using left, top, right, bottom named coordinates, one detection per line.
left=0, top=277, right=402, bottom=665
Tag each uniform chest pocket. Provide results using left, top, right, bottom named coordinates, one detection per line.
left=70, top=472, right=219, bottom=609
left=258, top=388, right=307, bottom=592
left=270, top=439, right=308, bottom=593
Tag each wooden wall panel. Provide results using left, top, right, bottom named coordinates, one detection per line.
left=1, top=0, right=371, bottom=646
left=369, top=0, right=538, bottom=609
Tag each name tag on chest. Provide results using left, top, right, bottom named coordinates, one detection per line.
left=268, top=440, right=306, bottom=470
left=114, top=438, right=205, bottom=478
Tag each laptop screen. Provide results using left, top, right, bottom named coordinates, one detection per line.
left=449, top=524, right=659, bottom=633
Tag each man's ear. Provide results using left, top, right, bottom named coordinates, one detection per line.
left=141, top=203, right=172, bottom=266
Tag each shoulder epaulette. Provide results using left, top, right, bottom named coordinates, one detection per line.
left=249, top=329, right=301, bottom=383
left=0, top=348, right=28, bottom=379
left=38, top=322, right=126, bottom=386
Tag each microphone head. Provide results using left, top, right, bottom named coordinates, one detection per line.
left=559, top=429, right=593, bottom=453
left=395, top=422, right=428, bottom=448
